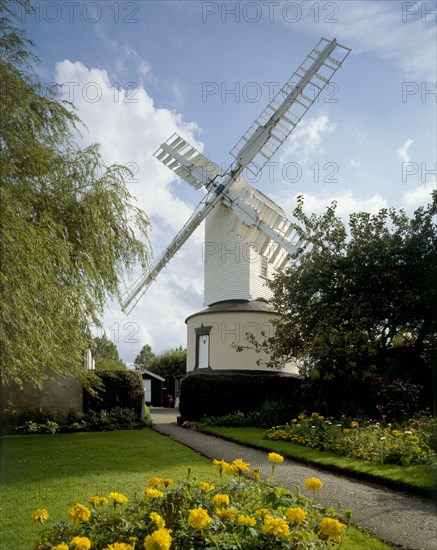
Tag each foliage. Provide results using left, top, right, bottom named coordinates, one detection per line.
left=133, top=344, right=155, bottom=372
left=179, top=374, right=301, bottom=421
left=1, top=405, right=151, bottom=434
left=83, top=371, right=144, bottom=417
left=201, top=401, right=293, bottom=428
left=264, top=413, right=437, bottom=467
left=0, top=1, right=151, bottom=388
left=374, top=378, right=423, bottom=422
left=148, top=347, right=186, bottom=379
left=33, top=454, right=351, bottom=549
left=240, top=194, right=437, bottom=414
left=93, top=335, right=127, bottom=371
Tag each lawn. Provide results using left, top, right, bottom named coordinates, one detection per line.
left=0, top=428, right=397, bottom=549
left=200, top=426, right=437, bottom=498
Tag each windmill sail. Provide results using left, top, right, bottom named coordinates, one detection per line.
left=122, top=37, right=350, bottom=313
left=229, top=37, right=351, bottom=176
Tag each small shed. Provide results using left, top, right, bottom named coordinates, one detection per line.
left=141, top=370, right=165, bottom=407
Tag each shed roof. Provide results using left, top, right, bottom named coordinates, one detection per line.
left=141, top=369, right=165, bottom=382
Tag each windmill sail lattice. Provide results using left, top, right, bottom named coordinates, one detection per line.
left=122, top=37, right=350, bottom=314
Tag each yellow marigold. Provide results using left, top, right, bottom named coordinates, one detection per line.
left=188, top=508, right=212, bottom=530
left=222, top=462, right=237, bottom=475
left=215, top=507, right=235, bottom=521
left=148, top=477, right=162, bottom=487
left=251, top=467, right=260, bottom=481
left=237, top=515, right=257, bottom=527
left=144, top=528, right=172, bottom=550
left=286, top=507, right=308, bottom=524
left=150, top=511, right=166, bottom=529
left=51, top=544, right=69, bottom=550
left=305, top=477, right=323, bottom=492
left=212, top=458, right=227, bottom=473
left=68, top=503, right=91, bottom=522
left=268, top=452, right=284, bottom=464
left=163, top=479, right=173, bottom=487
left=262, top=517, right=290, bottom=538
left=145, top=488, right=164, bottom=499
left=343, top=428, right=350, bottom=434
left=232, top=458, right=250, bottom=474
left=109, top=492, right=128, bottom=505
left=199, top=482, right=215, bottom=492
left=31, top=508, right=49, bottom=523
left=212, top=493, right=230, bottom=507
left=319, top=517, right=346, bottom=541
left=256, top=508, right=270, bottom=517
left=104, top=544, right=134, bottom=550
left=70, top=536, right=91, bottom=550
left=88, top=496, right=108, bottom=506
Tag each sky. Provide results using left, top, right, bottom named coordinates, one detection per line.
left=18, top=0, right=437, bottom=363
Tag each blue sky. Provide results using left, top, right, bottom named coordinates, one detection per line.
left=19, top=0, right=436, bottom=362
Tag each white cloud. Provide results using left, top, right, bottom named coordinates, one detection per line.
left=294, top=1, right=436, bottom=81
left=289, top=189, right=388, bottom=218
left=396, top=139, right=414, bottom=163
left=54, top=60, right=206, bottom=359
left=279, top=115, right=336, bottom=164
left=401, top=182, right=436, bottom=210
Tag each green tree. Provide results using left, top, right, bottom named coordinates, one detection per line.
left=241, top=194, right=437, bottom=411
left=92, top=335, right=126, bottom=371
left=0, top=1, right=150, bottom=388
left=133, top=344, right=155, bottom=372
left=149, top=347, right=186, bottom=379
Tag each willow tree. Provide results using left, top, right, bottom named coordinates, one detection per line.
left=0, top=1, right=150, bottom=388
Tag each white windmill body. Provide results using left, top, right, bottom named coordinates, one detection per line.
left=122, top=38, right=351, bottom=375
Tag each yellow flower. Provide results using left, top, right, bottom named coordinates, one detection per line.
left=144, top=528, right=172, bottom=550
left=215, top=507, right=235, bottom=521
left=232, top=458, right=250, bottom=474
left=109, top=492, right=128, bottom=505
left=145, top=488, right=164, bottom=499
left=88, top=496, right=108, bottom=506
left=212, top=458, right=227, bottom=473
left=319, top=517, right=346, bottom=541
left=286, top=507, right=308, bottom=524
left=268, top=452, right=284, bottom=464
left=251, top=467, right=260, bottom=481
left=343, top=428, right=350, bottom=434
left=68, top=503, right=91, bottom=522
left=262, top=517, right=290, bottom=538
left=70, top=536, right=91, bottom=550
left=305, top=477, right=323, bottom=492
left=237, top=515, right=256, bottom=527
left=222, top=462, right=237, bottom=475
left=163, top=479, right=173, bottom=487
left=51, top=544, right=68, bottom=550
left=188, top=508, right=212, bottom=530
left=31, top=508, right=49, bottom=523
left=212, top=493, right=230, bottom=507
left=150, top=511, right=166, bottom=529
left=199, top=482, right=215, bottom=492
left=148, top=477, right=162, bottom=487
left=104, top=544, right=135, bottom=550
left=256, top=508, right=270, bottom=517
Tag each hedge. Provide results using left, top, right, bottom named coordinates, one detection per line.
left=83, top=370, right=144, bottom=418
left=179, top=373, right=302, bottom=421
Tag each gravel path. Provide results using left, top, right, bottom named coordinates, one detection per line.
left=150, top=409, right=437, bottom=550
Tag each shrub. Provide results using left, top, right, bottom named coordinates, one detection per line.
left=202, top=400, right=293, bottom=428
left=32, top=454, right=350, bottom=549
left=179, top=373, right=301, bottom=421
left=83, top=370, right=144, bottom=418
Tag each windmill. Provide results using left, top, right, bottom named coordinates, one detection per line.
left=122, top=37, right=351, bottom=374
